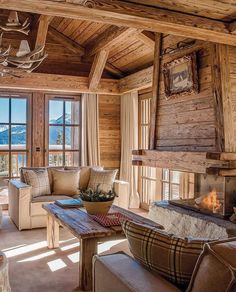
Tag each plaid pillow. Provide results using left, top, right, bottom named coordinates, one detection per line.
left=122, top=220, right=209, bottom=288
left=24, top=169, right=51, bottom=198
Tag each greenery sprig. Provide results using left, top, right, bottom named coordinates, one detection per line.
left=80, top=184, right=118, bottom=202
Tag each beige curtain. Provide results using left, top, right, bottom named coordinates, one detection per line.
left=81, top=93, right=100, bottom=166
left=120, top=91, right=140, bottom=208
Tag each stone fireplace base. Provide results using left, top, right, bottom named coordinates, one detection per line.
left=148, top=201, right=236, bottom=240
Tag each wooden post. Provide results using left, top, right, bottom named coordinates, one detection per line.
left=149, top=33, right=162, bottom=150
left=79, top=238, right=97, bottom=291
left=47, top=215, right=59, bottom=249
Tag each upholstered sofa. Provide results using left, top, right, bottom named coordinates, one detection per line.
left=93, top=237, right=236, bottom=292
left=9, top=166, right=129, bottom=230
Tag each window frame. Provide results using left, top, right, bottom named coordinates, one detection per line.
left=161, top=169, right=181, bottom=200
left=45, top=94, right=81, bottom=167
left=0, top=92, right=32, bottom=178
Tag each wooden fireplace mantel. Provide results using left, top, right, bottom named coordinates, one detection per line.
left=132, top=149, right=236, bottom=175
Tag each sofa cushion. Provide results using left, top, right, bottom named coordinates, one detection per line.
left=93, top=252, right=181, bottom=292
left=187, top=238, right=236, bottom=292
left=88, top=169, right=117, bottom=193
left=24, top=169, right=51, bottom=198
left=31, top=195, right=71, bottom=216
left=122, top=220, right=209, bottom=288
left=20, top=166, right=64, bottom=193
left=51, top=169, right=80, bottom=196
left=65, top=166, right=103, bottom=190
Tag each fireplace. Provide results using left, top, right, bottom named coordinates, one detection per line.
left=170, top=174, right=236, bottom=218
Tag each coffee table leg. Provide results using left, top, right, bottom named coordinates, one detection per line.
left=47, top=214, right=59, bottom=249
left=79, top=238, right=97, bottom=291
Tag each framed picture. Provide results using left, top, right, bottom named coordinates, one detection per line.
left=162, top=52, right=199, bottom=98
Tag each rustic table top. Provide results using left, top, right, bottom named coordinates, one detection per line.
left=43, top=203, right=163, bottom=240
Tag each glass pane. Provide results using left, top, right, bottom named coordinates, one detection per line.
left=11, top=152, right=26, bottom=177
left=0, top=125, right=9, bottom=149
left=49, top=126, right=63, bottom=150
left=162, top=182, right=169, bottom=200
left=49, top=152, right=63, bottom=166
left=162, top=169, right=169, bottom=181
left=147, top=179, right=156, bottom=204
left=11, top=98, right=27, bottom=123
left=49, top=100, right=63, bottom=124
left=0, top=154, right=9, bottom=177
left=11, top=125, right=26, bottom=150
left=65, top=126, right=80, bottom=150
left=0, top=98, right=9, bottom=123
left=65, top=151, right=80, bottom=167
left=65, top=101, right=80, bottom=125
left=171, top=184, right=180, bottom=200
left=171, top=171, right=180, bottom=183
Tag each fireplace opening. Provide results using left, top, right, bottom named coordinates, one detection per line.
left=169, top=174, right=236, bottom=218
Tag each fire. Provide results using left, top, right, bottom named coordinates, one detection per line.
left=196, top=189, right=222, bottom=213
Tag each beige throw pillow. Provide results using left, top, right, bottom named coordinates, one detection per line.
left=52, top=169, right=80, bottom=196
left=88, top=169, right=117, bottom=193
left=65, top=166, right=103, bottom=190
left=24, top=169, right=51, bottom=198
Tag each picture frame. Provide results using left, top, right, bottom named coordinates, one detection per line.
left=162, top=52, right=199, bottom=99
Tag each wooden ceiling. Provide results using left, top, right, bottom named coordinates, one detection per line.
left=0, top=0, right=236, bottom=89
left=126, top=0, right=236, bottom=21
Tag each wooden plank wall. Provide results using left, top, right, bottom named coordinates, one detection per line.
left=221, top=45, right=236, bottom=152
left=98, top=95, right=121, bottom=171
left=140, top=35, right=221, bottom=152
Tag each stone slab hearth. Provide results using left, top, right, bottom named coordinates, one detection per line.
left=149, top=201, right=236, bottom=240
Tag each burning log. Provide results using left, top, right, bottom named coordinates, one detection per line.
left=195, top=189, right=222, bottom=214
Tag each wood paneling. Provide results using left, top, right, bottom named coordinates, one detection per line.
left=99, top=95, right=121, bottom=171
left=31, top=92, right=45, bottom=167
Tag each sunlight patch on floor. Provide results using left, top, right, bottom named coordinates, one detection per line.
left=47, top=259, right=67, bottom=272
left=98, top=239, right=126, bottom=253
left=60, top=242, right=80, bottom=251
left=3, top=241, right=48, bottom=258
left=67, top=252, right=80, bottom=264
left=18, top=250, right=56, bottom=263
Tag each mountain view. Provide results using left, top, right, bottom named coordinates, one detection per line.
left=0, top=114, right=72, bottom=146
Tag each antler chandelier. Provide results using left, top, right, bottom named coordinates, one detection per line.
left=0, top=11, right=47, bottom=77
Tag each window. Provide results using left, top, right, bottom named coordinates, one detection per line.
left=46, top=95, right=81, bottom=167
left=161, top=169, right=181, bottom=200
left=0, top=94, right=30, bottom=178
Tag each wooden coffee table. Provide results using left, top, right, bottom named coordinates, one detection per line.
left=43, top=203, right=163, bottom=291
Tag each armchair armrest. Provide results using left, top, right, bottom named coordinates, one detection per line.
left=113, top=180, right=129, bottom=209
left=8, top=179, right=32, bottom=230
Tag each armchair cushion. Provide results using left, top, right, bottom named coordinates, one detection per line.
left=122, top=220, right=209, bottom=289
left=187, top=238, right=236, bottom=292
left=51, top=169, right=80, bottom=196
left=24, top=169, right=51, bottom=198
left=88, top=169, right=118, bottom=193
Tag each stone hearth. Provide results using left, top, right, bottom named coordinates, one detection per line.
left=148, top=201, right=236, bottom=240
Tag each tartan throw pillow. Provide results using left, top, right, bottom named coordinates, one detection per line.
left=24, top=169, right=51, bottom=198
left=122, top=220, right=209, bottom=288
left=88, top=169, right=118, bottom=193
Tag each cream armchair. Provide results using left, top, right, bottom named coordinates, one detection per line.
left=9, top=167, right=129, bottom=231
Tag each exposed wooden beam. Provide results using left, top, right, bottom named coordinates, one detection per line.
left=89, top=50, right=109, bottom=90
left=149, top=33, right=162, bottom=150
left=86, top=26, right=137, bottom=56
left=0, top=73, right=119, bottom=95
left=229, top=21, right=236, bottom=34
left=48, top=26, right=85, bottom=56
left=135, top=31, right=155, bottom=49
left=48, top=27, right=123, bottom=77
left=1, top=0, right=236, bottom=46
left=119, top=66, right=153, bottom=93
left=35, top=15, right=53, bottom=49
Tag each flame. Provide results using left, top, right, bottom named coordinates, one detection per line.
left=201, top=189, right=222, bottom=213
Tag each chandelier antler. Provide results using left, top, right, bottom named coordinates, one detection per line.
left=0, top=11, right=47, bottom=77
left=0, top=11, right=30, bottom=35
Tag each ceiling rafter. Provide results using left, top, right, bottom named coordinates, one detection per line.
left=48, top=26, right=124, bottom=78
left=1, top=0, right=236, bottom=46
left=89, top=49, right=109, bottom=90
left=35, top=15, right=54, bottom=50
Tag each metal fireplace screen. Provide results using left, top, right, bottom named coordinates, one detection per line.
left=170, top=174, right=236, bottom=218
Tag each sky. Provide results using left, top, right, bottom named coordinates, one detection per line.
left=0, top=98, right=27, bottom=124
